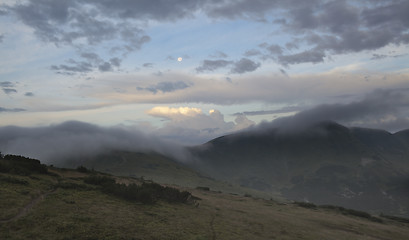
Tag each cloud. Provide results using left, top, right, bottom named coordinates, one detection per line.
left=2, top=88, right=17, bottom=94
left=0, top=34, right=3, bottom=43
left=230, top=58, right=260, bottom=74
left=0, top=107, right=26, bottom=112
left=196, top=58, right=261, bottom=74
left=143, top=63, right=154, bottom=68
left=264, top=88, right=409, bottom=133
left=277, top=49, right=326, bottom=65
left=209, top=51, right=228, bottom=58
left=146, top=106, right=254, bottom=144
left=244, top=49, right=262, bottom=57
left=5, top=0, right=409, bottom=70
left=0, top=81, right=14, bottom=87
left=196, top=59, right=233, bottom=72
left=0, top=121, right=190, bottom=163
left=137, top=81, right=191, bottom=94
left=24, top=92, right=34, bottom=97
left=51, top=53, right=122, bottom=74
left=205, top=0, right=409, bottom=66
left=147, top=106, right=202, bottom=119
left=233, top=106, right=306, bottom=116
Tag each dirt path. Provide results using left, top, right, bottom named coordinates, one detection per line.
left=0, top=188, right=57, bottom=223
left=210, top=214, right=216, bottom=240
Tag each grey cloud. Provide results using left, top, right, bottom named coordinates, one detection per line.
left=0, top=121, right=190, bottom=163
left=51, top=60, right=93, bottom=74
left=196, top=59, right=233, bottom=72
left=110, top=58, right=121, bottom=67
left=265, top=88, right=409, bottom=133
left=279, top=68, right=288, bottom=76
left=143, top=63, right=154, bottom=68
left=230, top=58, right=261, bottom=74
left=210, top=51, right=228, bottom=58
left=278, top=49, right=325, bottom=65
left=87, top=0, right=202, bottom=21
left=98, top=62, right=113, bottom=72
left=260, top=43, right=283, bottom=55
left=51, top=53, right=121, bottom=74
left=0, top=34, right=3, bottom=43
left=0, top=107, right=26, bottom=112
left=137, top=81, right=191, bottom=94
left=371, top=54, right=388, bottom=60
left=0, top=81, right=14, bottom=87
left=244, top=49, right=262, bottom=57
left=233, top=106, right=306, bottom=116
left=24, top=92, right=34, bottom=97
left=2, top=88, right=17, bottom=94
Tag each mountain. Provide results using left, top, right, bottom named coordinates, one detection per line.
left=2, top=155, right=409, bottom=239
left=188, top=121, right=409, bottom=217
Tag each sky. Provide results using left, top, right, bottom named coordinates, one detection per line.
left=1, top=0, right=409, bottom=150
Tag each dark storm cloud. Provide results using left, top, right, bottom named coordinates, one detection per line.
left=0, top=121, right=190, bottom=163
left=2, top=88, right=17, bottom=94
left=0, top=107, right=26, bottom=112
left=196, top=59, right=233, bottom=72
left=137, top=81, right=191, bottom=94
left=265, top=88, right=409, bottom=133
left=230, top=58, right=261, bottom=74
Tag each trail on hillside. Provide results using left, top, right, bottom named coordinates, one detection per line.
left=210, top=214, right=216, bottom=240
left=0, top=188, right=57, bottom=223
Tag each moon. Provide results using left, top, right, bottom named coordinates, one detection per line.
left=177, top=57, right=183, bottom=62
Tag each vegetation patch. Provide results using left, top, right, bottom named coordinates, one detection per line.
left=0, top=154, right=48, bottom=175
left=320, top=205, right=383, bottom=223
left=83, top=175, right=193, bottom=204
left=380, top=214, right=409, bottom=223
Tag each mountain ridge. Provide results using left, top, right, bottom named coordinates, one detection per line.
left=188, top=121, right=409, bottom=217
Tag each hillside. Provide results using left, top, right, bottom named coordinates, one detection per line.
left=189, top=121, right=409, bottom=217
left=2, top=155, right=409, bottom=239
left=59, top=150, right=279, bottom=200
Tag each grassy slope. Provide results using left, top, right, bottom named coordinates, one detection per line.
left=1, top=167, right=409, bottom=240
left=62, top=151, right=281, bottom=200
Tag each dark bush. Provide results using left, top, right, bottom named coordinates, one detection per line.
left=83, top=176, right=192, bottom=204
left=196, top=186, right=210, bottom=191
left=83, top=175, right=115, bottom=186
left=1, top=155, right=48, bottom=175
left=76, top=165, right=90, bottom=173
left=380, top=214, right=409, bottom=223
left=294, top=201, right=317, bottom=209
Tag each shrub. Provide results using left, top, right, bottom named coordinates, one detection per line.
left=76, top=165, right=90, bottom=173
left=380, top=214, right=409, bottom=223
left=1, top=155, right=48, bottom=175
left=196, top=186, right=210, bottom=191
left=294, top=201, right=317, bottom=209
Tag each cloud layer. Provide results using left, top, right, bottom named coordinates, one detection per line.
left=0, top=121, right=190, bottom=163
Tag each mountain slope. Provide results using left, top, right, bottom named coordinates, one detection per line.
left=189, top=121, right=409, bottom=217
left=2, top=156, right=409, bottom=239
